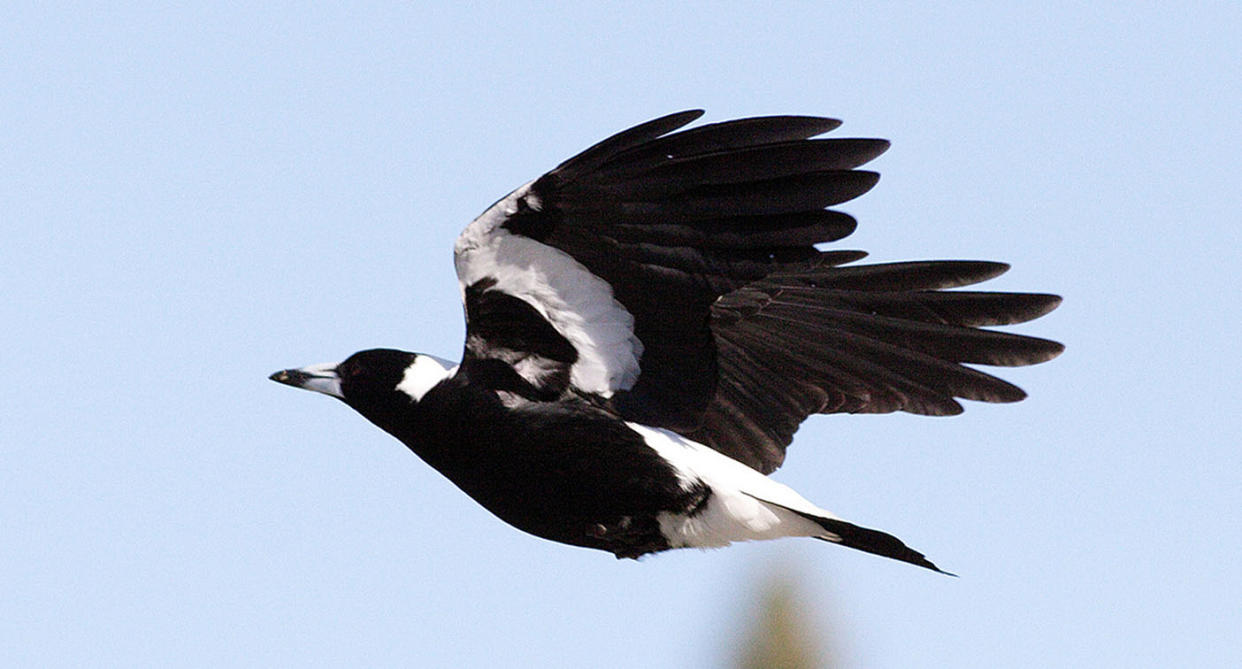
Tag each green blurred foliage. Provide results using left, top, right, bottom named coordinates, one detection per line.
left=735, top=571, right=833, bottom=669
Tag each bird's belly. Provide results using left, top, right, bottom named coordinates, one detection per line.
left=428, top=442, right=694, bottom=559
left=462, top=471, right=682, bottom=558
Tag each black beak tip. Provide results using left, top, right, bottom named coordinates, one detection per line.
left=269, top=369, right=299, bottom=385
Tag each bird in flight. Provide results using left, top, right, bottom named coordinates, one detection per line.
left=270, top=111, right=1062, bottom=573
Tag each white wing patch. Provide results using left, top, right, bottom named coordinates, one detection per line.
left=626, top=424, right=839, bottom=548
left=455, top=181, right=643, bottom=397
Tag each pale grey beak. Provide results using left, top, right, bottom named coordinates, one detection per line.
left=269, top=362, right=343, bottom=399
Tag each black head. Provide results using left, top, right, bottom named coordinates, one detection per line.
left=270, top=348, right=456, bottom=424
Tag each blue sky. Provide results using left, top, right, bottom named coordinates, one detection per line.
left=4, top=3, right=1240, bottom=667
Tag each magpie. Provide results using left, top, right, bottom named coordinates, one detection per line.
left=270, top=111, right=1062, bottom=573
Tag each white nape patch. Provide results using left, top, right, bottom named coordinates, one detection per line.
left=395, top=355, right=457, bottom=402
left=455, top=181, right=643, bottom=397
left=626, top=423, right=838, bottom=549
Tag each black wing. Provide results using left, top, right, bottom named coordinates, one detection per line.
left=687, top=260, right=1062, bottom=471
left=454, top=111, right=1062, bottom=470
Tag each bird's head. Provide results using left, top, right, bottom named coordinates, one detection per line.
left=270, top=348, right=456, bottom=424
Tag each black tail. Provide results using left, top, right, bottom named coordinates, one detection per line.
left=791, top=508, right=955, bottom=575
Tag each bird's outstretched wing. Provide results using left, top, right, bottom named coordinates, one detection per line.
left=454, top=111, right=1062, bottom=472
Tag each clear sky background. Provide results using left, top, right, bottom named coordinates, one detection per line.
left=4, top=3, right=1240, bottom=667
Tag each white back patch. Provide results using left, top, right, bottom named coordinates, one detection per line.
left=455, top=181, right=643, bottom=397
left=395, top=355, right=457, bottom=402
left=627, top=423, right=834, bottom=548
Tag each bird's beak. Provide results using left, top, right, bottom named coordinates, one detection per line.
left=269, top=362, right=344, bottom=399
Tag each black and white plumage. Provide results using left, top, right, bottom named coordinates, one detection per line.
left=271, top=111, right=1062, bottom=573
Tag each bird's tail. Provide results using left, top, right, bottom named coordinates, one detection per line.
left=781, top=505, right=954, bottom=575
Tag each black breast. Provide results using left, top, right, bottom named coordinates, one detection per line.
left=390, top=371, right=702, bottom=557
